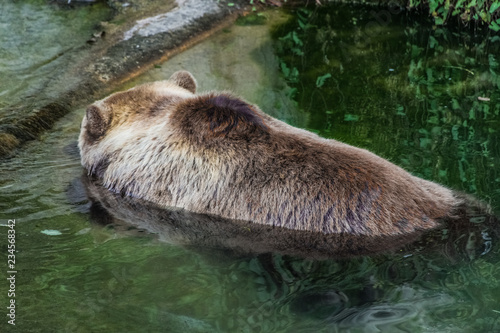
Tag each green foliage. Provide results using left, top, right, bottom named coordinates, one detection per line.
left=256, top=0, right=500, bottom=31
left=397, top=0, right=499, bottom=30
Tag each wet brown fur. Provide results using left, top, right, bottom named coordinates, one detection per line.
left=79, top=71, right=467, bottom=237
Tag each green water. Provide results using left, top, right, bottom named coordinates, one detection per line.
left=1, top=4, right=500, bottom=333
left=0, top=0, right=110, bottom=110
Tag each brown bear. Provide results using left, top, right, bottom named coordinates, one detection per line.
left=78, top=70, right=475, bottom=237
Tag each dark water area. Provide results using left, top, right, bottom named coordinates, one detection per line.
left=1, top=4, right=500, bottom=333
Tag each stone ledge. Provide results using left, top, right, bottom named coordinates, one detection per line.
left=0, top=0, right=248, bottom=158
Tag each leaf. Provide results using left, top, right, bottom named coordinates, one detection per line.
left=316, top=73, right=332, bottom=87
left=298, top=19, right=306, bottom=30
left=291, top=67, right=299, bottom=82
left=469, top=108, right=476, bottom=120
left=490, top=20, right=500, bottom=31
left=427, top=115, right=439, bottom=124
left=434, top=16, right=445, bottom=25
left=411, top=45, right=423, bottom=57
left=452, top=0, right=466, bottom=15
left=418, top=128, right=429, bottom=135
left=429, top=1, right=439, bottom=13
left=426, top=67, right=434, bottom=82
left=279, top=32, right=292, bottom=42
left=292, top=31, right=303, bottom=46
left=280, top=62, right=290, bottom=77
left=286, top=87, right=297, bottom=99
left=344, top=114, right=359, bottom=121
left=429, top=35, right=438, bottom=48
left=396, top=105, right=406, bottom=116
left=419, top=137, right=433, bottom=148
left=489, top=54, right=499, bottom=69
left=490, top=2, right=500, bottom=13
left=452, top=125, right=460, bottom=140
left=291, top=47, right=304, bottom=56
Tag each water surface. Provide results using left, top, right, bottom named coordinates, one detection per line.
left=1, top=5, right=500, bottom=333
left=0, top=0, right=111, bottom=110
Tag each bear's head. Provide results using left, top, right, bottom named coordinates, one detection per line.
left=78, top=70, right=269, bottom=179
left=79, top=71, right=197, bottom=146
left=78, top=71, right=202, bottom=177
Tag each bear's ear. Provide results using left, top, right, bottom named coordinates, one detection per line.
left=85, top=105, right=112, bottom=139
left=168, top=70, right=197, bottom=94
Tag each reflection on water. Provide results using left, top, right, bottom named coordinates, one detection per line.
left=328, top=285, right=456, bottom=332
left=1, top=4, right=500, bottom=333
left=272, top=5, right=500, bottom=209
